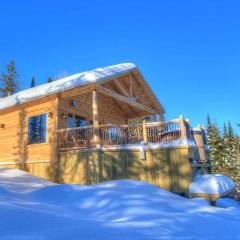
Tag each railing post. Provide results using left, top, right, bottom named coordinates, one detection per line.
left=179, top=115, right=187, bottom=139
left=142, top=120, right=148, bottom=145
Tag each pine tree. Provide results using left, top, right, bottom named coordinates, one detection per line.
left=206, top=115, right=240, bottom=187
left=206, top=115, right=223, bottom=173
left=222, top=123, right=229, bottom=168
left=222, top=122, right=237, bottom=170
left=234, top=135, right=240, bottom=183
left=47, top=77, right=53, bottom=83
left=223, top=122, right=240, bottom=182
left=31, top=76, right=35, bottom=88
left=0, top=60, right=20, bottom=96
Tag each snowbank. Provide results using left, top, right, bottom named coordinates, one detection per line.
left=0, top=168, right=55, bottom=193
left=189, top=174, right=236, bottom=197
left=0, top=168, right=240, bottom=240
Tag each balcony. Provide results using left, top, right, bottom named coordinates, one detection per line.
left=57, top=117, right=199, bottom=151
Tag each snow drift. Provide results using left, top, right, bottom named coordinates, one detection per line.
left=189, top=174, right=236, bottom=197
left=0, top=168, right=240, bottom=240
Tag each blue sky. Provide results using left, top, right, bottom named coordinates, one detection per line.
left=0, top=0, right=239, bottom=131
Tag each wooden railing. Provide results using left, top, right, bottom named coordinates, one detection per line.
left=146, top=119, right=181, bottom=143
left=99, top=124, right=143, bottom=146
left=58, top=126, right=95, bottom=149
left=58, top=116, right=193, bottom=150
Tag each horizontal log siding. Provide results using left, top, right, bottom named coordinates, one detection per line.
left=0, top=97, right=56, bottom=163
left=59, top=92, right=127, bottom=129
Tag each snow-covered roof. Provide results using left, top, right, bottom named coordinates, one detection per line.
left=0, top=63, right=137, bottom=111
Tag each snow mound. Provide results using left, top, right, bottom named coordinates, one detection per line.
left=189, top=174, right=236, bottom=196
left=0, top=168, right=55, bottom=193
left=0, top=169, right=240, bottom=239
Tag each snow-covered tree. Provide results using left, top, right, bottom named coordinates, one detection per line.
left=206, top=115, right=223, bottom=173
left=221, top=122, right=237, bottom=174
left=207, top=116, right=240, bottom=187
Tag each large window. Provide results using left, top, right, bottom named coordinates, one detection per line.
left=67, top=114, right=87, bottom=128
left=28, top=113, right=46, bottom=144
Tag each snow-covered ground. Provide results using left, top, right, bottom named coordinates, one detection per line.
left=0, top=168, right=240, bottom=240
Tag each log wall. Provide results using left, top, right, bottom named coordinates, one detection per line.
left=58, top=92, right=127, bottom=129
left=0, top=97, right=56, bottom=164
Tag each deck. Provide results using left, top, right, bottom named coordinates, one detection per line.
left=57, top=117, right=201, bottom=151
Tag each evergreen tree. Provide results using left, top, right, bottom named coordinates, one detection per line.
left=0, top=61, right=20, bottom=96
left=234, top=135, right=240, bottom=182
left=207, top=115, right=240, bottom=187
left=47, top=77, right=53, bottom=83
left=222, top=123, right=229, bottom=167
left=222, top=122, right=237, bottom=171
left=206, top=115, right=223, bottom=173
left=31, top=76, right=35, bottom=88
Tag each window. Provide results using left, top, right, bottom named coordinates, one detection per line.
left=28, top=113, right=46, bottom=144
left=67, top=114, right=87, bottom=128
left=70, top=100, right=77, bottom=108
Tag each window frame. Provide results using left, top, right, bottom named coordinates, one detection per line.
left=66, top=113, right=87, bottom=128
left=27, top=113, right=47, bottom=145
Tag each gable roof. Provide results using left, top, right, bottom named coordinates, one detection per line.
left=0, top=63, right=164, bottom=113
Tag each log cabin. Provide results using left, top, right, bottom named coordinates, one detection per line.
left=0, top=63, right=210, bottom=194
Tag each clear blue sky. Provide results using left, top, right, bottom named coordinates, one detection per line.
left=0, top=0, right=239, bottom=131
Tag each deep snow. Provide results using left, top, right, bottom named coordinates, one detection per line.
left=189, top=174, right=236, bottom=195
left=0, top=168, right=240, bottom=240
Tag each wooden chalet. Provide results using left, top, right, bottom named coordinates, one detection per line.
left=0, top=63, right=210, bottom=194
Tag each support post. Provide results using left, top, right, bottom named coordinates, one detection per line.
left=92, top=90, right=100, bottom=147
left=51, top=95, right=60, bottom=181
left=142, top=120, right=148, bottom=145
left=54, top=95, right=59, bottom=163
left=179, top=115, right=187, bottom=139
left=193, top=125, right=207, bottom=163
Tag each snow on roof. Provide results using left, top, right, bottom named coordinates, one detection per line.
left=189, top=174, right=236, bottom=196
left=0, top=63, right=137, bottom=111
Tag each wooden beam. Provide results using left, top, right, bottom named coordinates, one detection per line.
left=179, top=115, right=187, bottom=139
left=97, top=85, right=158, bottom=114
left=129, top=74, right=133, bottom=98
left=132, top=72, right=165, bottom=113
left=92, top=90, right=100, bottom=146
left=142, top=120, right=148, bottom=145
left=111, top=80, right=139, bottom=119
left=52, top=95, right=59, bottom=163
left=113, top=79, right=130, bottom=97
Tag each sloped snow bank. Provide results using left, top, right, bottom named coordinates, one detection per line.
left=189, top=174, right=236, bottom=196
left=0, top=168, right=240, bottom=240
left=217, top=198, right=240, bottom=209
left=0, top=168, right=55, bottom=193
